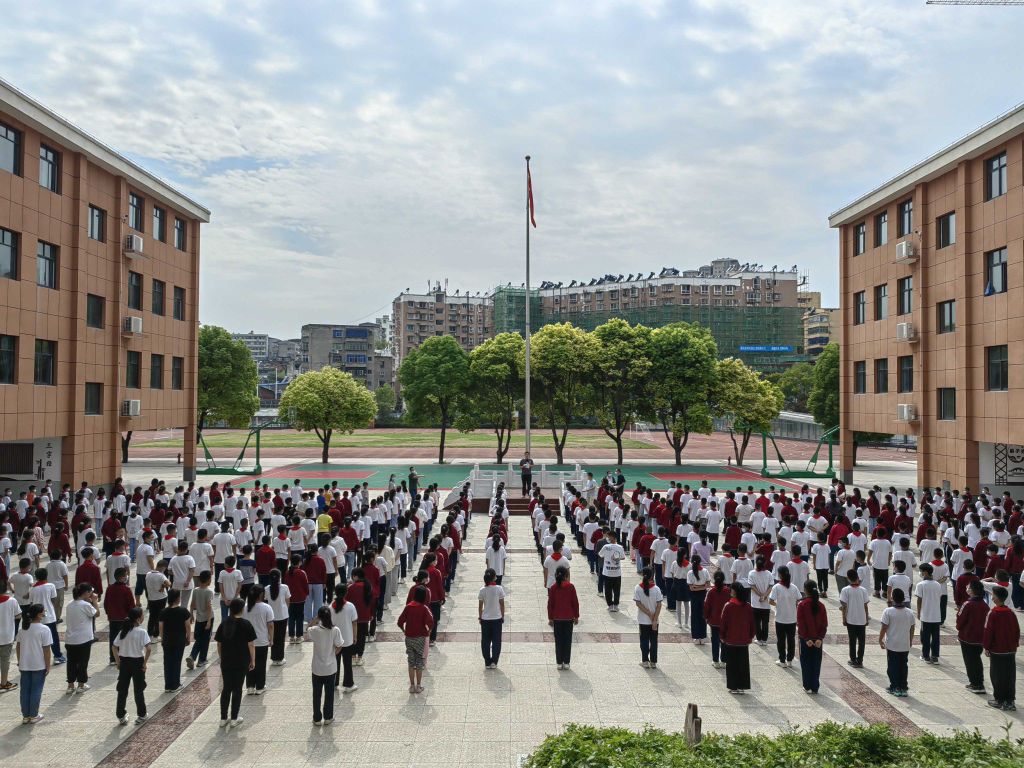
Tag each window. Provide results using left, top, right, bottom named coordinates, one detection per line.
left=86, top=294, right=104, bottom=328
left=36, top=241, right=57, bottom=288
left=986, top=152, right=1007, bottom=200
left=0, top=121, right=20, bottom=175
left=985, top=247, right=1007, bottom=294
left=0, top=227, right=17, bottom=280
left=874, top=358, right=889, bottom=394
left=126, top=351, right=141, bottom=389
left=128, top=193, right=144, bottom=231
left=38, top=145, right=59, bottom=193
left=937, top=212, right=955, bottom=249
left=173, top=286, right=185, bottom=320
left=84, top=383, right=102, bottom=415
left=937, top=300, right=956, bottom=333
left=897, top=199, right=913, bottom=238
left=874, top=283, right=888, bottom=320
left=874, top=211, right=888, bottom=246
left=897, top=276, right=912, bottom=315
left=854, top=361, right=867, bottom=394
left=854, top=223, right=866, bottom=255
left=152, top=279, right=165, bottom=315
left=0, top=335, right=15, bottom=384
left=152, top=207, right=166, bottom=242
left=853, top=291, right=866, bottom=325
left=938, top=388, right=956, bottom=420
left=88, top=206, right=105, bottom=241
left=897, top=355, right=914, bottom=393
left=987, top=345, right=1008, bottom=391
left=174, top=218, right=186, bottom=250
left=127, top=271, right=143, bottom=310
left=150, top=354, right=164, bottom=389
left=171, top=356, right=184, bottom=390
left=34, top=339, right=55, bottom=385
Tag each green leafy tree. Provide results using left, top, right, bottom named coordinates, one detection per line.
left=374, top=384, right=396, bottom=417
left=588, top=319, right=653, bottom=465
left=197, top=325, right=259, bottom=436
left=776, top=362, right=815, bottom=412
left=278, top=367, right=377, bottom=463
left=807, top=343, right=840, bottom=428
left=648, top=323, right=719, bottom=465
left=455, top=333, right=524, bottom=463
left=713, top=357, right=784, bottom=466
left=397, top=335, right=470, bottom=463
left=530, top=323, right=597, bottom=465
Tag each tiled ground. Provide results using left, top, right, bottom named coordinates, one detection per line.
left=0, top=511, right=1019, bottom=768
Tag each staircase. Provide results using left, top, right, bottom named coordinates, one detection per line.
left=503, top=490, right=559, bottom=516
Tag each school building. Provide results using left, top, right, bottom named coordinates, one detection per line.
left=829, top=104, right=1024, bottom=491
left=0, top=79, right=210, bottom=489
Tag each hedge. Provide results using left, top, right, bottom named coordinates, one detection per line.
left=523, top=722, right=1024, bottom=768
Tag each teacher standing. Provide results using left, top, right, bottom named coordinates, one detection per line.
left=519, top=452, right=534, bottom=496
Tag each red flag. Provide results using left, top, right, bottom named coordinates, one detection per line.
left=527, top=164, right=537, bottom=228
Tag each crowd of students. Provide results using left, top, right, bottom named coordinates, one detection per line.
left=511, top=474, right=1021, bottom=709
left=0, top=473, right=474, bottom=725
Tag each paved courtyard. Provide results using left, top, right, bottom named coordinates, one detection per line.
left=1, top=500, right=1019, bottom=768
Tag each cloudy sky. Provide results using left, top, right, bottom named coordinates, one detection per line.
left=1, top=1, right=1020, bottom=338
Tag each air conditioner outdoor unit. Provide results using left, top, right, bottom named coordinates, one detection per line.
left=895, top=240, right=917, bottom=264
left=124, top=234, right=144, bottom=256
left=121, top=399, right=142, bottom=417
left=896, top=322, right=918, bottom=342
left=122, top=316, right=143, bottom=334
left=896, top=404, right=918, bottom=422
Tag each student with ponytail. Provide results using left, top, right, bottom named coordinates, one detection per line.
left=796, top=580, right=828, bottom=694
left=15, top=603, right=50, bottom=723
left=215, top=598, right=255, bottom=727
left=769, top=565, right=800, bottom=667
left=111, top=606, right=150, bottom=725
left=305, top=605, right=343, bottom=724
left=347, top=567, right=374, bottom=665
left=330, top=584, right=358, bottom=693
left=720, top=582, right=755, bottom=694
left=687, top=555, right=711, bottom=641
left=547, top=566, right=579, bottom=669
left=633, top=566, right=663, bottom=668
left=243, top=585, right=274, bottom=695
left=266, top=569, right=291, bottom=665
left=397, top=585, right=434, bottom=693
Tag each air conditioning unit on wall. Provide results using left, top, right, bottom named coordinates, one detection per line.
left=895, top=241, right=917, bottom=264
left=896, top=403, right=918, bottom=422
left=896, top=322, right=918, bottom=342
left=124, top=234, right=144, bottom=257
left=121, top=399, right=141, bottom=417
left=122, top=316, right=143, bottom=335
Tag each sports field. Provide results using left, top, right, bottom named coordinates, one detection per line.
left=211, top=461, right=805, bottom=492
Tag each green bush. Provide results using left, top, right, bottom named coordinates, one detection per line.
left=523, top=722, right=1024, bottom=768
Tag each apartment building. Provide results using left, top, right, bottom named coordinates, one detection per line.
left=804, top=307, right=841, bottom=358
left=392, top=285, right=492, bottom=367
left=232, top=331, right=271, bottom=360
left=300, top=322, right=389, bottom=389
left=0, top=79, right=209, bottom=488
left=829, top=105, right=1024, bottom=490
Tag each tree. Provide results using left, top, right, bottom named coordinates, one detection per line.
left=530, top=323, right=597, bottom=465
left=197, top=325, right=259, bottom=436
left=397, top=335, right=470, bottom=463
left=776, top=362, right=815, bottom=413
left=588, top=319, right=652, bottom=465
left=455, top=333, right=524, bottom=463
left=374, top=385, right=396, bottom=418
left=807, top=343, right=840, bottom=429
left=713, top=357, right=784, bottom=466
left=278, top=368, right=376, bottom=463
left=648, top=323, right=719, bottom=465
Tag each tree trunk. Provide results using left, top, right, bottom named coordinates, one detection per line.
left=729, top=428, right=741, bottom=466
left=495, top=425, right=508, bottom=463
left=737, top=429, right=752, bottom=466
left=121, top=431, right=132, bottom=463
left=196, top=409, right=207, bottom=442
left=438, top=406, right=447, bottom=464
left=550, top=425, right=561, bottom=465
left=320, top=428, right=332, bottom=464
left=614, top=430, right=624, bottom=466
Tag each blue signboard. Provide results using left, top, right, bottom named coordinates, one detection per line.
left=739, top=345, right=794, bottom=353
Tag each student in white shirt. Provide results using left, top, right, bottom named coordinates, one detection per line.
left=16, top=604, right=52, bottom=723
left=330, top=584, right=359, bottom=693
left=915, top=563, right=944, bottom=663
left=839, top=570, right=870, bottom=667
left=169, top=543, right=197, bottom=610
left=598, top=531, right=626, bottom=610
left=244, top=586, right=275, bottom=694
left=0, top=585, right=22, bottom=692
left=28, top=568, right=64, bottom=664
left=867, top=535, right=892, bottom=598
left=484, top=537, right=507, bottom=584
left=478, top=569, right=506, bottom=669
left=634, top=568, right=663, bottom=668
left=769, top=565, right=800, bottom=667
left=879, top=590, right=915, bottom=697
left=64, top=583, right=99, bottom=693
left=305, top=606, right=343, bottom=725
left=112, top=606, right=152, bottom=724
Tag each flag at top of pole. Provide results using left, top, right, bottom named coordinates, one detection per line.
left=527, top=156, right=537, bottom=228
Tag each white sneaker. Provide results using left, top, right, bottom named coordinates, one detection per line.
left=118, top=716, right=129, bottom=725
left=77, top=684, right=91, bottom=693
left=220, top=719, right=230, bottom=728
left=253, top=689, right=265, bottom=696
left=246, top=687, right=255, bottom=695
left=342, top=685, right=357, bottom=694
left=313, top=720, right=323, bottom=726
left=323, top=718, right=333, bottom=725
left=229, top=718, right=244, bottom=728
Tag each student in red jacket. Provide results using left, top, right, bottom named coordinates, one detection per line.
left=703, top=571, right=730, bottom=667
left=421, top=554, right=445, bottom=646
left=547, top=568, right=580, bottom=669
left=255, top=536, right=276, bottom=587
left=284, top=555, right=309, bottom=643
left=719, top=582, right=755, bottom=694
left=397, top=585, right=434, bottom=694
left=347, top=568, right=373, bottom=665
left=983, top=585, right=1020, bottom=711
left=104, top=566, right=136, bottom=663
left=75, top=547, right=103, bottom=598
left=797, top=581, right=828, bottom=694
left=956, top=580, right=989, bottom=694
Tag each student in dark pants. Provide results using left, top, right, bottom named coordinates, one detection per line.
left=547, top=567, right=579, bottom=670
left=478, top=569, right=506, bottom=669
left=720, top=582, right=754, bottom=693
left=158, top=589, right=192, bottom=692
left=796, top=581, right=827, bottom=694
left=956, top=580, right=989, bottom=694
left=215, top=598, right=256, bottom=727
left=984, top=585, right=1020, bottom=711
left=111, top=607, right=151, bottom=725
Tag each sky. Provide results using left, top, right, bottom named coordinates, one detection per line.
left=1, top=0, right=1022, bottom=339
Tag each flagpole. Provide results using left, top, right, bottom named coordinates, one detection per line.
left=524, top=155, right=532, bottom=457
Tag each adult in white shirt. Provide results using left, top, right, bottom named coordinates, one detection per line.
left=305, top=606, right=343, bottom=725
left=768, top=566, right=800, bottom=667
left=64, top=583, right=99, bottom=692
left=478, top=572, right=506, bottom=669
